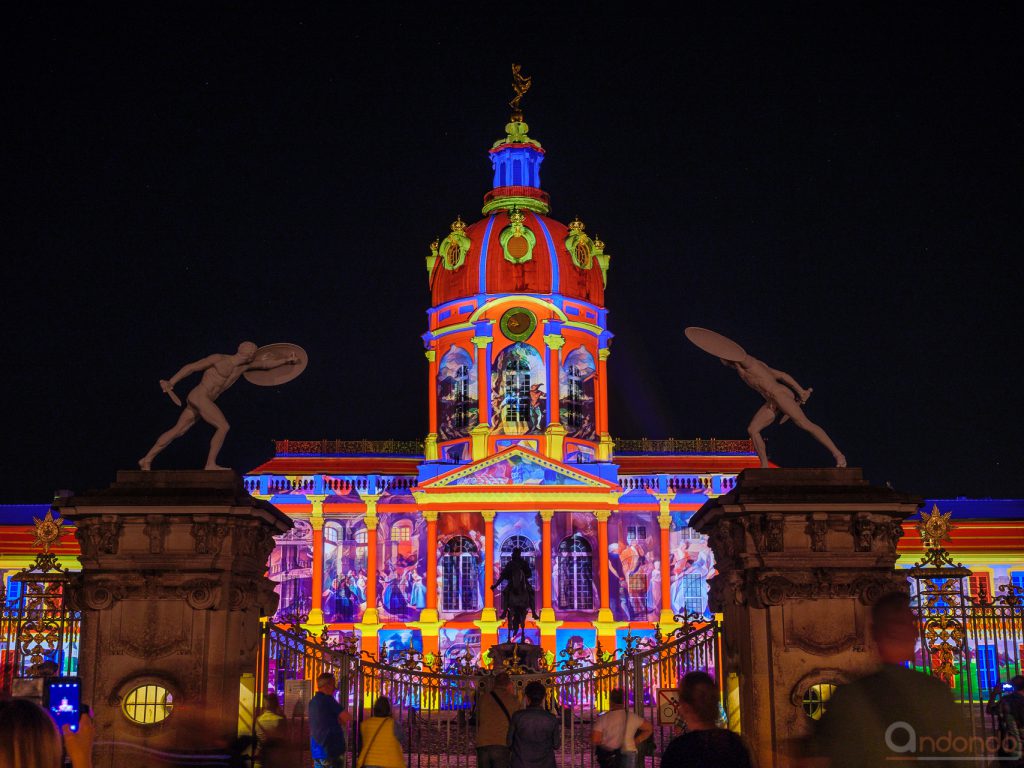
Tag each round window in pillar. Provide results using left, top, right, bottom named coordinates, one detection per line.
left=121, top=682, right=175, bottom=725
left=801, top=682, right=838, bottom=721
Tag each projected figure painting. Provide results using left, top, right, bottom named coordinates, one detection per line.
left=608, top=513, right=661, bottom=622
left=491, top=343, right=546, bottom=435
left=270, top=519, right=313, bottom=621
left=322, top=518, right=367, bottom=623
left=669, top=513, right=713, bottom=618
left=559, top=345, right=596, bottom=440
left=379, top=629, right=422, bottom=664
left=439, top=628, right=482, bottom=672
left=437, top=344, right=477, bottom=440
left=556, top=628, right=597, bottom=668
left=377, top=513, right=427, bottom=622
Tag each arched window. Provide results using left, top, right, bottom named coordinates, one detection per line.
left=557, top=534, right=594, bottom=610
left=499, top=535, right=538, bottom=577
left=502, top=356, right=531, bottom=428
left=499, top=535, right=537, bottom=614
left=441, top=536, right=480, bottom=612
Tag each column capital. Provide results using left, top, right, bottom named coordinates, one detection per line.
left=594, top=509, right=612, bottom=523
left=363, top=494, right=381, bottom=526
left=424, top=349, right=436, bottom=362
left=539, top=510, right=555, bottom=522
left=480, top=510, right=497, bottom=523
left=422, top=509, right=439, bottom=523
left=543, top=334, right=565, bottom=350
left=598, top=348, right=611, bottom=361
left=658, top=512, right=672, bottom=530
left=309, top=495, right=327, bottom=529
left=470, top=335, right=492, bottom=349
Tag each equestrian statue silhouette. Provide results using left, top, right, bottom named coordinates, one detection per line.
left=491, top=547, right=539, bottom=643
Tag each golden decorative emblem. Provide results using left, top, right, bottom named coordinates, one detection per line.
left=31, top=510, right=64, bottom=554
left=916, top=505, right=954, bottom=549
left=441, top=215, right=471, bottom=271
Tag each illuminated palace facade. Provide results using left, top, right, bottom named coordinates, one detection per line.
left=241, top=110, right=766, bottom=664
left=2, top=111, right=1023, bottom=673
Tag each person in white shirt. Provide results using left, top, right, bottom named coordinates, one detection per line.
left=592, top=688, right=653, bottom=768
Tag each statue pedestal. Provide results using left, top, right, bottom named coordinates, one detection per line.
left=58, top=470, right=292, bottom=768
left=690, top=468, right=920, bottom=768
left=488, top=641, right=545, bottom=673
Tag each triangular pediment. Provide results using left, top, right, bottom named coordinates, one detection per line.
left=422, top=446, right=613, bottom=489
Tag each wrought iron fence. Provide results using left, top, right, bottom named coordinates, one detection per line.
left=256, top=615, right=720, bottom=766
left=0, top=514, right=81, bottom=695
left=907, top=514, right=1024, bottom=748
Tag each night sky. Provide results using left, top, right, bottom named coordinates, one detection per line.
left=5, top=6, right=1021, bottom=502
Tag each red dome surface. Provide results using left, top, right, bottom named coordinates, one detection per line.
left=430, top=209, right=605, bottom=307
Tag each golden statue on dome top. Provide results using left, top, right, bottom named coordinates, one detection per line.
left=510, top=63, right=532, bottom=118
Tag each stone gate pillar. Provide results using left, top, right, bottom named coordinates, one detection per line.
left=690, top=468, right=919, bottom=768
left=59, top=471, right=292, bottom=768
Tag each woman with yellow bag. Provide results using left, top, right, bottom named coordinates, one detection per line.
left=356, top=697, right=405, bottom=768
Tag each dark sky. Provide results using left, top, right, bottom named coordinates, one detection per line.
left=5, top=6, right=1021, bottom=501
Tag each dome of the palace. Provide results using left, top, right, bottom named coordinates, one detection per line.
left=428, top=117, right=608, bottom=307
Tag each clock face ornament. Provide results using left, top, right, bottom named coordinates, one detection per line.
left=500, top=307, right=537, bottom=341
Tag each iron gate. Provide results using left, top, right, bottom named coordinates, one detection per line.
left=256, top=615, right=720, bottom=766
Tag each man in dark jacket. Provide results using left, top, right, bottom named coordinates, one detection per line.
left=808, top=592, right=969, bottom=767
left=507, top=681, right=560, bottom=768
left=309, top=672, right=351, bottom=768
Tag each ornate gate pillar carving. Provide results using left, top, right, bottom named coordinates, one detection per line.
left=59, top=470, right=292, bottom=768
left=690, top=468, right=919, bottom=768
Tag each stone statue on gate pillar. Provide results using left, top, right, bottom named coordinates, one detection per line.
left=685, top=327, right=846, bottom=469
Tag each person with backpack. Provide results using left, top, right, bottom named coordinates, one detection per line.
left=476, top=672, right=523, bottom=768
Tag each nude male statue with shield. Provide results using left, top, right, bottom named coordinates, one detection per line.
left=686, top=327, right=846, bottom=469
left=139, top=341, right=307, bottom=471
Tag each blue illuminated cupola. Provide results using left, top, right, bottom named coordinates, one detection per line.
left=482, top=114, right=551, bottom=215
left=491, top=142, right=544, bottom=188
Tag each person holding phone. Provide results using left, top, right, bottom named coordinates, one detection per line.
left=0, top=697, right=94, bottom=768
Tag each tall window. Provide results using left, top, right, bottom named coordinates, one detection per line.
left=441, top=536, right=479, bottom=612
left=557, top=534, right=593, bottom=611
left=969, top=573, right=992, bottom=603
left=564, top=365, right=585, bottom=430
left=976, top=644, right=998, bottom=691
left=681, top=574, right=706, bottom=616
left=453, top=364, right=470, bottom=430
left=502, top=357, right=531, bottom=427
